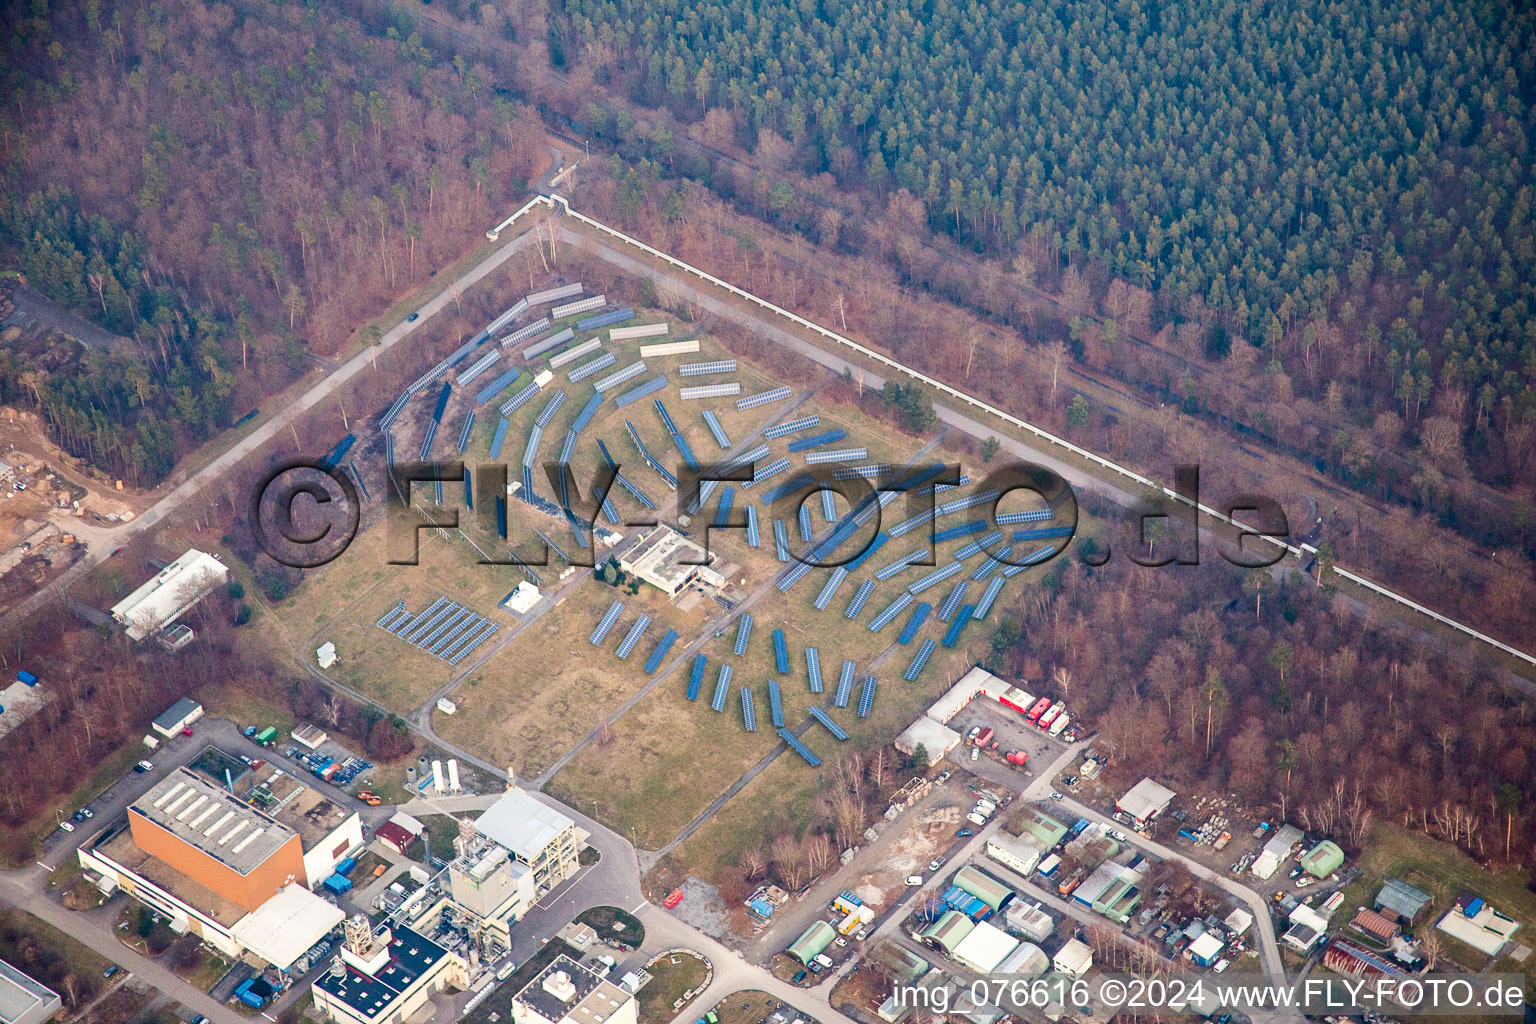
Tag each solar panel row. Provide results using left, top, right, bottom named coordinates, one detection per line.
left=746, top=505, right=761, bottom=547
left=763, top=415, right=820, bottom=439
left=936, top=488, right=1003, bottom=517
left=686, top=654, right=707, bottom=701
left=936, top=581, right=972, bottom=622
left=778, top=728, right=821, bottom=766
left=678, top=359, right=738, bottom=376
left=952, top=529, right=1005, bottom=561
left=741, top=687, right=757, bottom=732
left=777, top=560, right=813, bottom=593
left=547, top=336, right=600, bottom=369
left=571, top=392, right=605, bottom=433
left=772, top=629, right=790, bottom=673
left=735, top=385, right=793, bottom=410
left=875, top=547, right=927, bottom=581
left=615, top=375, right=669, bottom=409
left=868, top=591, right=915, bottom=632
left=680, top=383, right=742, bottom=400
left=535, top=390, right=567, bottom=428
left=576, top=307, right=635, bottom=331
left=844, top=532, right=890, bottom=571
left=804, top=447, right=868, bottom=464
left=821, top=489, right=837, bottom=522
left=773, top=519, right=790, bottom=562
left=996, top=508, right=1055, bottom=525
left=456, top=348, right=502, bottom=386
left=733, top=614, right=754, bottom=656
left=715, top=487, right=736, bottom=527
left=931, top=519, right=985, bottom=543
left=499, top=380, right=540, bottom=416
left=500, top=317, right=551, bottom=350
left=745, top=457, right=793, bottom=487
left=833, top=660, right=856, bottom=707
left=551, top=294, right=605, bottom=319
left=904, top=639, right=939, bottom=681
left=568, top=352, right=618, bottom=383
left=942, top=607, right=976, bottom=647
left=813, top=567, right=849, bottom=610
left=615, top=615, right=652, bottom=660
left=767, top=678, right=785, bottom=727
left=857, top=677, right=878, bottom=719
left=808, top=705, right=849, bottom=741
left=845, top=578, right=877, bottom=618
left=896, top=601, right=932, bottom=644
left=1011, top=526, right=1076, bottom=542
left=909, top=559, right=966, bottom=594
left=711, top=665, right=733, bottom=711
left=972, top=576, right=1007, bottom=620
left=805, top=647, right=824, bottom=693
left=786, top=428, right=848, bottom=453
left=589, top=601, right=625, bottom=645
left=643, top=629, right=679, bottom=675
left=832, top=465, right=895, bottom=479
left=702, top=410, right=731, bottom=448
left=797, top=505, right=813, bottom=541
left=759, top=473, right=815, bottom=504
left=521, top=327, right=576, bottom=360
left=594, top=360, right=648, bottom=393
left=1001, top=545, right=1058, bottom=576
left=456, top=411, right=477, bottom=453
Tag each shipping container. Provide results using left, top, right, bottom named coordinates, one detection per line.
left=998, top=686, right=1032, bottom=714
left=321, top=764, right=340, bottom=781
left=1026, top=697, right=1052, bottom=722
left=336, top=857, right=357, bottom=876
left=974, top=727, right=994, bottom=747
left=16, top=670, right=38, bottom=686
left=1005, top=750, right=1028, bottom=765
left=1037, top=854, right=1061, bottom=877
left=254, top=726, right=278, bottom=745
left=323, top=874, right=353, bottom=894
left=1037, top=702, right=1065, bottom=730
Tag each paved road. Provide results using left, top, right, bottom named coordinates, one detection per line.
left=2, top=228, right=544, bottom=629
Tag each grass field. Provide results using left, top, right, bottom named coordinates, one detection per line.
left=1336, top=824, right=1536, bottom=981
left=637, top=951, right=709, bottom=1022
left=709, top=990, right=782, bottom=1024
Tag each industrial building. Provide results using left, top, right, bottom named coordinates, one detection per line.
left=1436, top=894, right=1521, bottom=956
left=952, top=866, right=1013, bottom=911
left=151, top=697, right=203, bottom=738
left=1015, top=808, right=1068, bottom=849
left=788, top=921, right=837, bottom=964
left=950, top=921, right=1019, bottom=974
left=1004, top=902, right=1054, bottom=943
left=0, top=959, right=63, bottom=1024
left=892, top=666, right=1025, bottom=764
left=617, top=526, right=716, bottom=597
left=985, top=833, right=1043, bottom=876
left=110, top=548, right=229, bottom=641
left=1052, top=938, right=1093, bottom=976
left=894, top=717, right=962, bottom=762
left=469, top=790, right=584, bottom=896
left=1282, top=904, right=1329, bottom=953
left=313, top=918, right=462, bottom=1024
left=1300, top=840, right=1344, bottom=878
left=77, top=763, right=362, bottom=961
left=1374, top=879, right=1433, bottom=923
left=1250, top=824, right=1304, bottom=880
left=511, top=955, right=637, bottom=1024
left=373, top=813, right=423, bottom=856
left=921, top=911, right=974, bottom=955
left=1115, top=778, right=1175, bottom=828
left=229, top=884, right=347, bottom=972
left=444, top=831, right=537, bottom=948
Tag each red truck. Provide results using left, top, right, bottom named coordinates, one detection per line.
left=1026, top=697, right=1052, bottom=722
left=663, top=889, right=684, bottom=909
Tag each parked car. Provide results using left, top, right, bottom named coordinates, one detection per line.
left=793, top=970, right=807, bottom=983
left=928, top=856, right=945, bottom=871
left=955, top=829, right=973, bottom=837
left=58, top=820, right=75, bottom=833
left=135, top=761, right=154, bottom=772
left=1063, top=775, right=1078, bottom=786
left=1050, top=790, right=1064, bottom=800
left=102, top=965, right=119, bottom=979
left=905, top=875, right=924, bottom=886
left=407, top=312, right=420, bottom=322
left=1109, top=829, right=1127, bottom=842
left=1213, top=958, right=1231, bottom=974
left=970, top=748, right=979, bottom=761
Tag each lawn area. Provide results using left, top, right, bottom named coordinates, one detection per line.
left=1337, top=823, right=1536, bottom=981
left=637, top=951, right=709, bottom=1023
left=575, top=906, right=645, bottom=946
left=460, top=940, right=582, bottom=1024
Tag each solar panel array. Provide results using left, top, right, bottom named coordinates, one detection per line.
left=733, top=614, right=754, bottom=656
left=476, top=368, right=523, bottom=406
left=681, top=383, right=741, bottom=400
left=736, top=385, right=793, bottom=410
left=551, top=294, right=605, bottom=319
left=500, top=380, right=540, bottom=416
left=549, top=336, right=601, bottom=369
left=568, top=352, right=617, bottom=383
left=772, top=629, right=790, bottom=673
left=808, top=705, right=849, bottom=741
left=875, top=547, right=927, bottom=581
left=936, top=488, right=1002, bottom=517
left=833, top=464, right=895, bottom=480
left=455, top=411, right=477, bottom=453
left=577, top=307, right=635, bottom=331
left=844, top=532, right=890, bottom=571
left=857, top=677, right=878, bottom=719
left=1011, top=525, right=1076, bottom=542
left=746, top=457, right=792, bottom=487
left=909, top=560, right=966, bottom=594
left=786, top=428, right=848, bottom=453
left=615, top=615, right=652, bottom=659
left=868, top=591, right=915, bottom=632
left=942, top=607, right=976, bottom=647
left=904, top=639, right=938, bottom=681
left=594, top=360, right=648, bottom=393
left=522, top=327, right=576, bottom=360
left=778, top=728, right=821, bottom=766
left=916, top=473, right=971, bottom=497
left=888, top=509, right=936, bottom=538
left=456, top=349, right=502, bottom=386
left=522, top=424, right=544, bottom=473
left=996, top=508, right=1055, bottom=525
left=897, top=601, right=932, bottom=644
left=679, top=359, right=738, bottom=376
left=746, top=505, right=761, bottom=547
left=952, top=531, right=1004, bottom=563
left=702, top=410, right=731, bottom=448
left=418, top=420, right=439, bottom=459
left=722, top=444, right=771, bottom=470
left=526, top=283, right=583, bottom=306
left=804, top=448, right=868, bottom=464
left=764, top=415, right=820, bottom=439
left=558, top=429, right=580, bottom=465
left=936, top=581, right=972, bottom=622
left=832, top=659, right=857, bottom=707
left=715, top=487, right=736, bottom=526
left=643, top=629, right=679, bottom=674
left=973, top=576, right=1007, bottom=620
left=777, top=559, right=813, bottom=593
left=686, top=654, right=707, bottom=701
left=376, top=597, right=498, bottom=665
left=571, top=392, right=605, bottom=433
left=738, top=686, right=758, bottom=732
left=844, top=578, right=877, bottom=618
left=805, top=647, right=824, bottom=693
left=637, top=339, right=695, bottom=356
left=813, top=567, right=849, bottom=609
left=534, top=390, right=567, bottom=428
left=767, top=678, right=785, bottom=727
left=773, top=519, right=790, bottom=561
left=501, top=317, right=551, bottom=350
left=931, top=519, right=985, bottom=543
left=797, top=505, right=813, bottom=541
left=590, top=601, right=625, bottom=645
left=711, top=664, right=732, bottom=711
left=1002, top=545, right=1057, bottom=576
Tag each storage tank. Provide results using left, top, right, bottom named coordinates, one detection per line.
left=447, top=759, right=461, bottom=793
left=431, top=759, right=445, bottom=793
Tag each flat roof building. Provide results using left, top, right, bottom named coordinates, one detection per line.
left=511, top=955, right=637, bottom=1024
left=1436, top=894, right=1521, bottom=956
left=472, top=790, right=584, bottom=895
left=1004, top=902, right=1054, bottom=943
left=895, top=717, right=961, bottom=762
left=986, top=833, right=1043, bottom=877
left=111, top=549, right=228, bottom=641
left=951, top=921, right=1019, bottom=974
left=230, top=883, right=346, bottom=971
left=1251, top=824, right=1304, bottom=880
left=313, top=922, right=459, bottom=1024
left=0, top=959, right=64, bottom=1024
left=1116, top=778, right=1175, bottom=827
left=1052, top=938, right=1092, bottom=976
left=1283, top=904, right=1328, bottom=953
left=1016, top=808, right=1069, bottom=850
left=618, top=526, right=712, bottom=597
left=150, top=698, right=203, bottom=738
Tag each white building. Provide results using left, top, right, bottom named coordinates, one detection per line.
left=503, top=581, right=541, bottom=614
left=470, top=790, right=585, bottom=896
left=1436, top=896, right=1521, bottom=956
left=111, top=548, right=228, bottom=641
left=150, top=697, right=203, bottom=738
left=1115, top=778, right=1175, bottom=828
left=0, top=959, right=64, bottom=1024
left=1250, top=824, right=1303, bottom=880
left=950, top=921, right=1019, bottom=974
left=894, top=717, right=961, bottom=762
left=986, top=833, right=1044, bottom=876
left=313, top=920, right=462, bottom=1024
left=1004, top=902, right=1055, bottom=943
left=1052, top=938, right=1093, bottom=976
left=512, top=955, right=638, bottom=1024
left=229, top=884, right=346, bottom=972
left=1283, top=904, right=1329, bottom=953
left=617, top=526, right=713, bottom=597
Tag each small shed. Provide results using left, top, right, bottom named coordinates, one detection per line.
left=316, top=642, right=337, bottom=669
left=292, top=723, right=329, bottom=749
left=1349, top=907, right=1399, bottom=943
left=151, top=697, right=204, bottom=738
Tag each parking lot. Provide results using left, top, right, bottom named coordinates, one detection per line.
left=943, top=701, right=1068, bottom=786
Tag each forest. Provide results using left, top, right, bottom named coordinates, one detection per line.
left=0, top=0, right=541, bottom=483
left=545, top=0, right=1536, bottom=533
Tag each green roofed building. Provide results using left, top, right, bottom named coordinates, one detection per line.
left=954, top=865, right=1014, bottom=911
left=1017, top=808, right=1068, bottom=849
left=1301, top=840, right=1345, bottom=878
left=921, top=909, right=975, bottom=954
left=788, top=920, right=837, bottom=964
left=1092, top=876, right=1142, bottom=924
